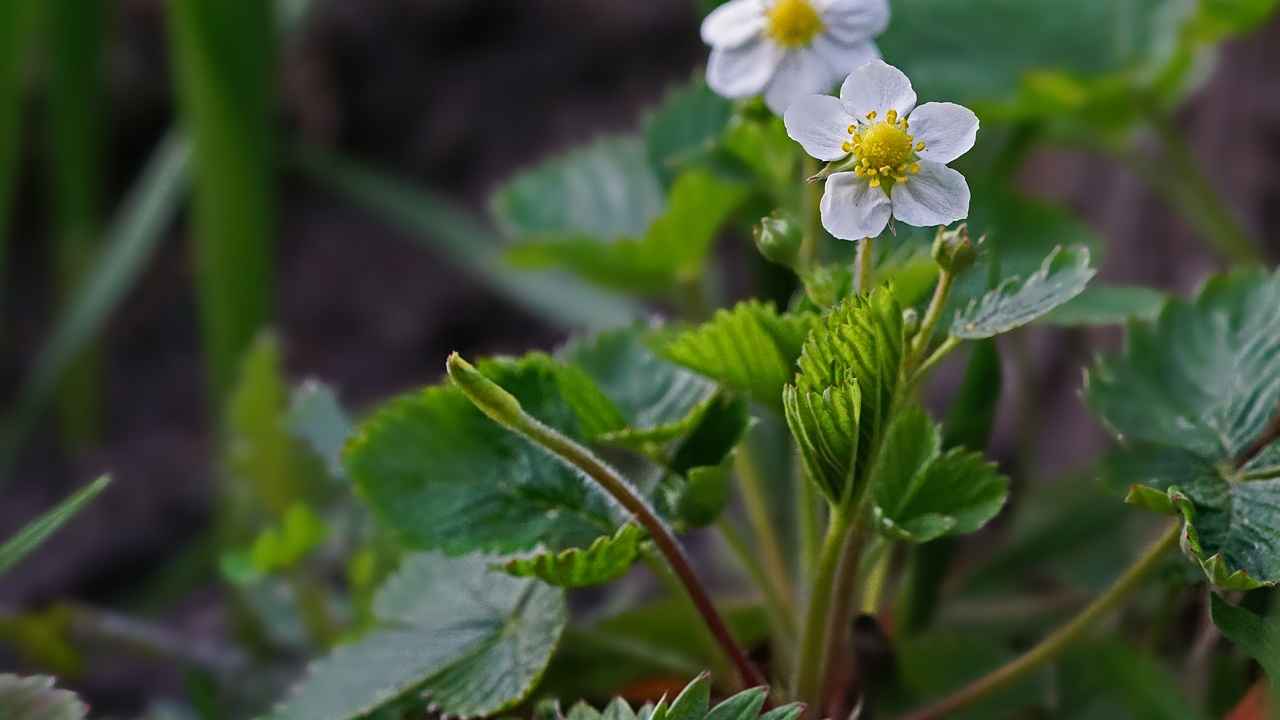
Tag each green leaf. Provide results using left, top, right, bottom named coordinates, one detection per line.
left=269, top=553, right=567, bottom=720
left=644, top=77, right=733, bottom=185
left=347, top=354, right=619, bottom=555
left=952, top=246, right=1095, bottom=339
left=558, top=675, right=794, bottom=720
left=872, top=406, right=1008, bottom=543
left=286, top=380, right=353, bottom=480
left=1058, top=640, right=1207, bottom=720
left=674, top=465, right=732, bottom=529
left=224, top=503, right=329, bottom=584
left=669, top=393, right=752, bottom=476
left=0, top=675, right=87, bottom=720
left=788, top=287, right=904, bottom=506
left=662, top=301, right=817, bottom=411
left=502, top=524, right=644, bottom=588
left=558, top=325, right=716, bottom=445
left=507, top=169, right=747, bottom=295
left=226, top=332, right=306, bottom=518
left=492, top=135, right=664, bottom=239
left=1087, top=269, right=1280, bottom=587
left=0, top=476, right=109, bottom=577
left=291, top=146, right=639, bottom=331
left=1210, top=592, right=1280, bottom=689
left=1041, top=285, right=1167, bottom=327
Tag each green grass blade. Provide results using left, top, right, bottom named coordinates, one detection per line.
left=0, top=133, right=190, bottom=483
left=0, top=0, right=42, bottom=321
left=292, top=146, right=639, bottom=330
left=45, top=0, right=108, bottom=447
left=167, top=0, right=277, bottom=402
left=0, top=475, right=110, bottom=576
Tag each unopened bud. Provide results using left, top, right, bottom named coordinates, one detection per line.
left=902, top=308, right=920, bottom=338
left=931, top=223, right=978, bottom=274
left=754, top=211, right=803, bottom=268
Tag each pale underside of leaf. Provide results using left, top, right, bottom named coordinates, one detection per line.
left=952, top=245, right=1095, bottom=339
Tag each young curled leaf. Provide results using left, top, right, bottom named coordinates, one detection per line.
left=502, top=524, right=645, bottom=588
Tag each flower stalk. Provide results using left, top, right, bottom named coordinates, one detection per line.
left=446, top=353, right=767, bottom=690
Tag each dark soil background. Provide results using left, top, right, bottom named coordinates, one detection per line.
left=1, top=0, right=1279, bottom=714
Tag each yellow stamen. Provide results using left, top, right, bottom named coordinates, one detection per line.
left=842, top=111, right=925, bottom=192
left=765, top=0, right=825, bottom=48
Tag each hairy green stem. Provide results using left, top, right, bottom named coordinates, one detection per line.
left=736, top=447, right=798, bottom=625
left=859, top=540, right=891, bottom=616
left=792, top=508, right=853, bottom=708
left=854, top=237, right=874, bottom=294
left=900, top=521, right=1180, bottom=720
left=447, top=353, right=766, bottom=690
left=801, top=156, right=822, bottom=268
left=910, top=268, right=955, bottom=365
left=815, top=508, right=872, bottom=710
left=909, top=336, right=961, bottom=387
left=797, top=450, right=823, bottom=584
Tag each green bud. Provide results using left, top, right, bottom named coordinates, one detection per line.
left=931, top=223, right=978, bottom=274
left=446, top=352, right=525, bottom=426
left=902, top=307, right=920, bottom=338
left=754, top=211, right=803, bottom=268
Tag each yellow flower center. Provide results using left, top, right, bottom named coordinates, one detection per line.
left=766, top=0, right=825, bottom=48
left=840, top=110, right=926, bottom=189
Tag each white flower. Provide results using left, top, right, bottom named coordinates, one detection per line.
left=784, top=60, right=978, bottom=240
left=701, top=0, right=889, bottom=115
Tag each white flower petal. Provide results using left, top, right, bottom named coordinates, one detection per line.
left=700, top=0, right=767, bottom=48
left=821, top=171, right=892, bottom=240
left=707, top=39, right=783, bottom=99
left=785, top=94, right=854, bottom=161
left=839, top=59, right=916, bottom=121
left=818, top=0, right=890, bottom=44
left=812, top=36, right=880, bottom=79
left=764, top=48, right=837, bottom=114
left=908, top=102, right=979, bottom=164
left=890, top=160, right=970, bottom=228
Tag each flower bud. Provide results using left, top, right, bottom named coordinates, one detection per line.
left=754, top=211, right=803, bottom=268
left=902, top=307, right=920, bottom=338
left=931, top=223, right=978, bottom=274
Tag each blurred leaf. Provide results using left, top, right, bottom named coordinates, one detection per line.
left=269, top=553, right=566, bottom=720
left=952, top=246, right=1095, bottom=339
left=502, top=524, right=644, bottom=588
left=225, top=333, right=306, bottom=519
left=492, top=135, right=664, bottom=239
left=722, top=114, right=800, bottom=204
left=644, top=77, right=733, bottom=185
left=168, top=0, right=277, bottom=400
left=0, top=0, right=41, bottom=299
left=347, top=354, right=620, bottom=555
left=790, top=288, right=904, bottom=506
left=669, top=394, right=751, bottom=476
left=0, top=475, right=109, bottom=576
left=0, top=674, right=87, bottom=720
left=1042, top=285, right=1167, bottom=327
left=541, top=599, right=769, bottom=700
left=507, top=169, right=747, bottom=295
left=559, top=325, right=716, bottom=446
left=881, top=0, right=1185, bottom=107
left=1058, top=639, right=1206, bottom=719
left=293, top=146, right=638, bottom=330
left=223, top=503, right=329, bottom=585
left=560, top=676, right=796, bottom=720
left=887, top=630, right=1049, bottom=720
left=1087, top=269, right=1280, bottom=587
left=0, top=133, right=190, bottom=482
left=286, top=380, right=353, bottom=481
left=674, top=465, right=732, bottom=529
left=872, top=406, right=1008, bottom=543
left=662, top=301, right=817, bottom=411
left=1211, top=593, right=1280, bottom=689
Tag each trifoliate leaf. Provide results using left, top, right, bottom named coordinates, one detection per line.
left=1210, top=593, right=1280, bottom=689
left=644, top=77, right=733, bottom=185
left=1041, top=285, right=1167, bottom=327
left=491, top=135, right=664, bottom=239
left=0, top=675, right=87, bottom=720
left=286, top=380, right=353, bottom=480
left=662, top=301, right=817, bottom=411
left=787, top=287, right=904, bottom=506
left=0, top=475, right=109, bottom=577
left=502, top=524, right=644, bottom=588
left=270, top=553, right=566, bottom=720
left=558, top=325, right=717, bottom=446
left=506, top=170, right=747, bottom=295
left=347, top=354, right=620, bottom=556
left=1087, top=269, right=1280, bottom=588
left=951, top=246, right=1095, bottom=339
left=872, top=407, right=1008, bottom=543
